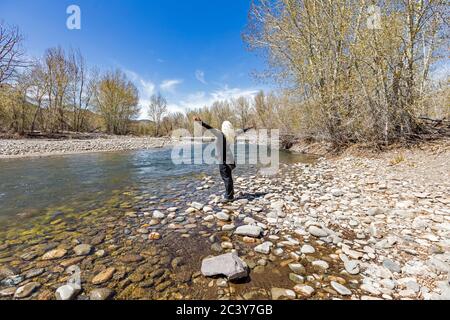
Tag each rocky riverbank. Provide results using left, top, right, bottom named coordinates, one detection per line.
left=0, top=139, right=448, bottom=300
left=0, top=136, right=171, bottom=159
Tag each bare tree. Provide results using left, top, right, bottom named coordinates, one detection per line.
left=148, top=92, right=168, bottom=136
left=244, top=0, right=449, bottom=145
left=0, top=22, right=27, bottom=84
left=94, top=69, right=139, bottom=135
left=233, top=96, right=252, bottom=129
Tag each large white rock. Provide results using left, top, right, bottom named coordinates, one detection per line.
left=235, top=225, right=262, bottom=238
left=201, top=252, right=248, bottom=280
left=55, top=284, right=81, bottom=300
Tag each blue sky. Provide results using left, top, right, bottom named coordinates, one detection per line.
left=0, top=0, right=269, bottom=118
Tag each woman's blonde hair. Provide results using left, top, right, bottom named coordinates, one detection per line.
left=221, top=121, right=236, bottom=144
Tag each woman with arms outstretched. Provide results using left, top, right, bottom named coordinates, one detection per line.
left=193, top=116, right=253, bottom=202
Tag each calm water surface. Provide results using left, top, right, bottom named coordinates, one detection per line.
left=0, top=146, right=315, bottom=223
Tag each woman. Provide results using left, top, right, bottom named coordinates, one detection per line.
left=193, top=116, right=253, bottom=202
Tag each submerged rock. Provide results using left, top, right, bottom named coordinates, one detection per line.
left=92, top=267, right=115, bottom=285
left=90, top=288, right=115, bottom=300
left=55, top=284, right=81, bottom=300
left=42, top=249, right=67, bottom=260
left=201, top=252, right=248, bottom=280
left=14, top=282, right=41, bottom=299
left=73, top=244, right=93, bottom=256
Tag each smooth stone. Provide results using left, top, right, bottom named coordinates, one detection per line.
left=153, top=211, right=165, bottom=219
left=254, top=242, right=273, bottom=255
left=331, top=281, right=352, bottom=296
left=244, top=217, right=256, bottom=225
left=25, top=268, right=45, bottom=279
left=42, top=249, right=67, bottom=260
left=191, top=202, right=204, bottom=210
left=203, top=206, right=213, bottom=213
left=120, top=254, right=143, bottom=263
left=0, top=287, right=16, bottom=297
left=1, top=275, right=23, bottom=287
left=55, top=284, right=81, bottom=300
left=14, top=282, right=41, bottom=299
left=235, top=225, right=262, bottom=238
left=201, top=252, right=248, bottom=280
left=312, top=260, right=330, bottom=270
left=383, top=259, right=401, bottom=273
left=294, top=285, right=315, bottom=298
left=90, top=288, right=115, bottom=300
left=271, top=288, right=296, bottom=300
left=92, top=267, right=115, bottom=285
left=300, top=244, right=315, bottom=254
left=222, top=224, right=236, bottom=231
left=73, top=244, right=93, bottom=256
left=344, top=260, right=360, bottom=275
left=221, top=242, right=234, bottom=249
left=308, top=226, right=328, bottom=237
left=148, top=232, right=161, bottom=240
left=0, top=266, right=18, bottom=278
left=288, top=263, right=306, bottom=275
left=289, top=273, right=305, bottom=284
left=215, top=212, right=230, bottom=221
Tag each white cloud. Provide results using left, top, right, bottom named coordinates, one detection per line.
left=124, top=69, right=155, bottom=100
left=173, top=86, right=259, bottom=112
left=160, top=79, right=183, bottom=93
left=195, top=70, right=207, bottom=84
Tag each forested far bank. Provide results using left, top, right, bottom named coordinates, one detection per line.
left=1, top=0, right=450, bottom=148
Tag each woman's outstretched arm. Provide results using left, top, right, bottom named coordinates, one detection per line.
left=193, top=116, right=223, bottom=139
left=236, top=126, right=254, bottom=136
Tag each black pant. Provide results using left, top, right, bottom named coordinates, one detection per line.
left=219, top=164, right=235, bottom=199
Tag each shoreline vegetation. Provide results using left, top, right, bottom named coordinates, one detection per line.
left=1, top=1, right=449, bottom=151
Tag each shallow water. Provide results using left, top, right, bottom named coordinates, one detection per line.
left=0, top=147, right=361, bottom=301
left=0, top=146, right=315, bottom=223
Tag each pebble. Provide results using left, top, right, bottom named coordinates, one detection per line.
left=92, top=267, right=116, bottom=285
left=288, top=263, right=306, bottom=275
left=289, top=273, right=305, bottom=284
left=215, top=212, right=230, bottom=221
left=271, top=288, right=296, bottom=300
left=331, top=281, right=352, bottom=296
left=344, top=261, right=360, bottom=275
left=308, top=226, right=328, bottom=237
left=90, top=288, right=115, bottom=300
left=254, top=242, right=273, bottom=255
left=312, top=260, right=330, bottom=270
left=42, top=249, right=67, bottom=260
left=153, top=211, right=165, bottom=219
left=222, top=224, right=236, bottom=231
left=234, top=225, right=262, bottom=238
left=73, top=244, right=93, bottom=256
left=14, top=282, right=41, bottom=299
left=300, top=244, right=315, bottom=254
left=383, top=259, right=401, bottom=273
left=55, top=284, right=81, bottom=300
left=294, top=285, right=315, bottom=298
